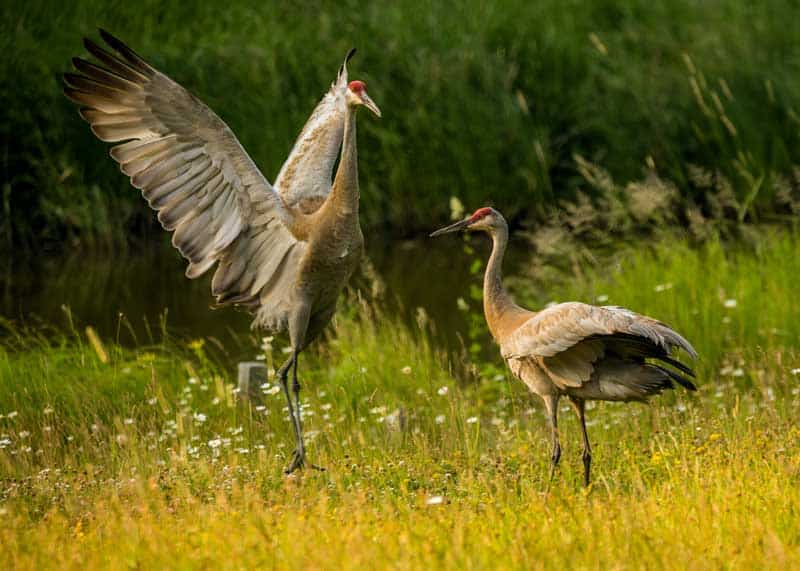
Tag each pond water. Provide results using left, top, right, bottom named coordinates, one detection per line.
left=0, top=234, right=527, bottom=359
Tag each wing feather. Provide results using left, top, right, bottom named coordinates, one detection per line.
left=273, top=50, right=354, bottom=213
left=65, top=30, right=307, bottom=330
left=502, top=302, right=697, bottom=360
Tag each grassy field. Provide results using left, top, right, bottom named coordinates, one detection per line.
left=3, top=0, right=800, bottom=248
left=2, top=231, right=799, bottom=568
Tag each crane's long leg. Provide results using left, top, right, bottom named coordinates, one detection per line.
left=543, top=395, right=561, bottom=482
left=570, top=396, right=592, bottom=487
left=282, top=302, right=319, bottom=474
left=277, top=352, right=305, bottom=474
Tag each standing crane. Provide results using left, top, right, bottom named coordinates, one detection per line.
left=431, top=207, right=697, bottom=486
left=64, top=30, right=381, bottom=473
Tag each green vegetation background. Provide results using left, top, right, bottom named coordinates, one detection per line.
left=2, top=0, right=800, bottom=251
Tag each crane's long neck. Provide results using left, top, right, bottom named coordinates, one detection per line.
left=483, top=224, right=524, bottom=341
left=330, top=104, right=359, bottom=215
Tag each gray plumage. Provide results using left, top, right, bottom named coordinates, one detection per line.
left=64, top=30, right=381, bottom=473
left=431, top=207, right=698, bottom=486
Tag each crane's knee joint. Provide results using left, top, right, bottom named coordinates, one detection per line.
left=551, top=445, right=561, bottom=466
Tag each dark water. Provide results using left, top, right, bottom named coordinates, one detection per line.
left=0, top=235, right=526, bottom=356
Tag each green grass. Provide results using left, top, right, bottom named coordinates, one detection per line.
left=2, top=0, right=800, bottom=248
left=2, top=232, right=800, bottom=568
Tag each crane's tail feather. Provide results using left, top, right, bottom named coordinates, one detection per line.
left=651, top=364, right=697, bottom=392
left=657, top=354, right=696, bottom=378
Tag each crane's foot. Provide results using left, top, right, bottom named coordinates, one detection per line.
left=284, top=449, right=326, bottom=474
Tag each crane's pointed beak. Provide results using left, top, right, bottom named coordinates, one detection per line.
left=361, top=92, right=382, bottom=118
left=430, top=218, right=471, bottom=237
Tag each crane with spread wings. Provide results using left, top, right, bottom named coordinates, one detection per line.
left=64, top=30, right=381, bottom=473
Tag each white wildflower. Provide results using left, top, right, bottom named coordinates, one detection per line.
left=466, top=416, right=478, bottom=424
left=193, top=413, right=207, bottom=423
left=435, top=415, right=446, bottom=424
left=654, top=283, right=673, bottom=293
left=596, top=294, right=609, bottom=303
left=401, top=366, right=412, bottom=375
left=723, top=299, right=737, bottom=308
left=437, top=386, right=449, bottom=396
left=426, top=495, right=444, bottom=506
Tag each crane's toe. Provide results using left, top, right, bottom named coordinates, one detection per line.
left=284, top=448, right=306, bottom=474
left=284, top=448, right=326, bottom=474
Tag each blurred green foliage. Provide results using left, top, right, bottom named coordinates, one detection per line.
left=2, top=0, right=799, bottom=251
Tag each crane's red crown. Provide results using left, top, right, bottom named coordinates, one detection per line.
left=348, top=80, right=367, bottom=93
left=469, top=207, right=493, bottom=222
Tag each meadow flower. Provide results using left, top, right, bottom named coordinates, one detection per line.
left=124, top=418, right=134, bottom=425
left=401, top=366, right=412, bottom=375
left=437, top=386, right=449, bottom=396
left=265, top=386, right=281, bottom=396
left=426, top=495, right=444, bottom=506
left=723, top=299, right=737, bottom=308
left=7, top=411, right=18, bottom=419
left=791, top=368, right=800, bottom=375
left=596, top=294, right=609, bottom=303
left=19, top=431, right=30, bottom=439
left=43, top=406, right=54, bottom=415
left=654, top=283, right=673, bottom=292
left=435, top=415, right=446, bottom=424
left=193, top=413, right=207, bottom=423
left=466, top=416, right=479, bottom=424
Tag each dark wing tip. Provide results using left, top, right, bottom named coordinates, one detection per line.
left=338, top=48, right=357, bottom=77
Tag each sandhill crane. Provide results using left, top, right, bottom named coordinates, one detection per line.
left=431, top=207, right=697, bottom=486
left=64, top=30, right=381, bottom=473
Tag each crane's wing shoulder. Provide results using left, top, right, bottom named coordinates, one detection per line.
left=65, top=30, right=305, bottom=326
left=501, top=302, right=696, bottom=360
left=273, top=50, right=354, bottom=214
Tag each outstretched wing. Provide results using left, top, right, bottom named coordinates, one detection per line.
left=273, top=50, right=354, bottom=214
left=64, top=30, right=304, bottom=327
left=501, top=302, right=697, bottom=389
